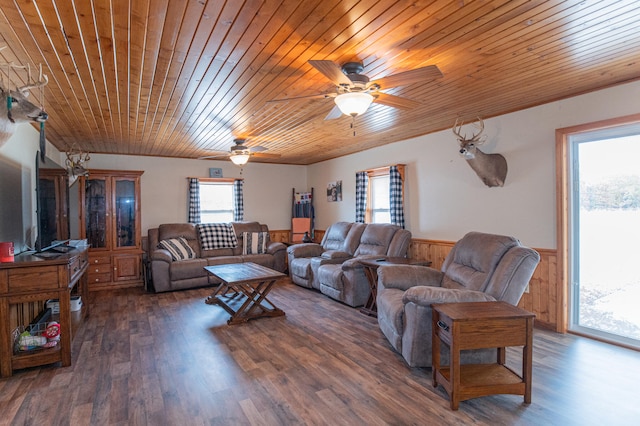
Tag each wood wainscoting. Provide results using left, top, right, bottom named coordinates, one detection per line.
left=274, top=230, right=560, bottom=332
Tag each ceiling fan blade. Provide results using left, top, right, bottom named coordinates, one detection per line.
left=198, top=154, right=229, bottom=160
left=249, top=145, right=268, bottom=152
left=373, top=92, right=421, bottom=109
left=308, top=60, right=353, bottom=86
left=252, top=152, right=281, bottom=158
left=369, top=65, right=443, bottom=89
left=268, top=92, right=335, bottom=103
left=324, top=104, right=343, bottom=120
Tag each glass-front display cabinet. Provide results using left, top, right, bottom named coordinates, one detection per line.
left=80, top=170, right=144, bottom=290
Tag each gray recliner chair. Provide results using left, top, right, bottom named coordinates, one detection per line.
left=376, top=231, right=540, bottom=368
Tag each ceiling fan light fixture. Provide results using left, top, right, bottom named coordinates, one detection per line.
left=334, top=92, right=374, bottom=116
left=230, top=151, right=250, bottom=166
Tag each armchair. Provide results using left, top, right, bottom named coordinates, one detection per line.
left=376, top=231, right=540, bottom=367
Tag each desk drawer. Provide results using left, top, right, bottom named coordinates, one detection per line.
left=8, top=266, right=59, bottom=292
left=458, top=318, right=528, bottom=349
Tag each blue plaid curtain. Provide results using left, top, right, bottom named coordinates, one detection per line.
left=355, top=171, right=368, bottom=223
left=233, top=179, right=244, bottom=221
left=389, top=166, right=405, bottom=228
left=188, top=178, right=200, bottom=223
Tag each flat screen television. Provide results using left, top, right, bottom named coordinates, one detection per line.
left=35, top=152, right=70, bottom=252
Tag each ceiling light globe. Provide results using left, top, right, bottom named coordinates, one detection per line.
left=230, top=152, right=250, bottom=166
left=334, top=92, right=374, bottom=116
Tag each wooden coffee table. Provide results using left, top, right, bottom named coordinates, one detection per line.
left=204, top=262, right=286, bottom=325
left=359, top=257, right=432, bottom=316
left=431, top=301, right=535, bottom=410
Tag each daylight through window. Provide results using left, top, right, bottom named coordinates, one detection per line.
left=200, top=181, right=234, bottom=223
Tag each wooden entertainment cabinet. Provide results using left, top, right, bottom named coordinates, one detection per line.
left=0, top=247, right=89, bottom=377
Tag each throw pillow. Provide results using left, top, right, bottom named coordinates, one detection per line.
left=198, top=223, right=238, bottom=250
left=158, top=237, right=196, bottom=261
left=242, top=231, right=269, bottom=255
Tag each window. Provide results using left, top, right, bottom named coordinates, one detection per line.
left=370, top=174, right=390, bottom=223
left=362, top=164, right=404, bottom=224
left=199, top=181, right=234, bottom=222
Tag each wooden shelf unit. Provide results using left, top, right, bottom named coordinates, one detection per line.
left=0, top=247, right=89, bottom=377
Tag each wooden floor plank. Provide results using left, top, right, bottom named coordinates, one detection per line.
left=1, top=279, right=639, bottom=425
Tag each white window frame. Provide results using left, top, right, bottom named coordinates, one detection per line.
left=199, top=179, right=235, bottom=223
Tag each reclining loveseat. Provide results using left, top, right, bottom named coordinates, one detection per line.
left=287, top=221, right=411, bottom=307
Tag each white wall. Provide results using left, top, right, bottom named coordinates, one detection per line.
left=308, top=80, right=640, bottom=249
left=85, top=154, right=308, bottom=232
left=4, top=80, right=639, bottom=251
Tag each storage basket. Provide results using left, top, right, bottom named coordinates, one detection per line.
left=12, top=322, right=60, bottom=354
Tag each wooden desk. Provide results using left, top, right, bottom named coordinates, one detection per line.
left=204, top=262, right=286, bottom=325
left=0, top=248, right=89, bottom=377
left=431, top=301, right=534, bottom=410
left=359, top=257, right=431, bottom=317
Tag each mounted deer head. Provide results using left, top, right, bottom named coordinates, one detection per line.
left=453, top=117, right=507, bottom=187
left=0, top=56, right=49, bottom=147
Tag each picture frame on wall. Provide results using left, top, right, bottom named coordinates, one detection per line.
left=327, top=181, right=342, bottom=202
left=209, top=168, right=223, bottom=178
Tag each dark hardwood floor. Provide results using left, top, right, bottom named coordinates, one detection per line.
left=1, top=279, right=639, bottom=425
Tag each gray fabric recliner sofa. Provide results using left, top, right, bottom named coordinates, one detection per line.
left=148, top=222, right=287, bottom=293
left=287, top=221, right=412, bottom=307
left=376, top=231, right=540, bottom=368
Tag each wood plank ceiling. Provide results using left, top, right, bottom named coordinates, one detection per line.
left=0, top=0, right=639, bottom=165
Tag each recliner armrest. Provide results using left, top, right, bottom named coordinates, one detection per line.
left=266, top=241, right=286, bottom=255
left=287, top=243, right=324, bottom=258
left=151, top=248, right=173, bottom=263
left=378, top=265, right=444, bottom=291
left=403, top=286, right=496, bottom=307
left=322, top=250, right=351, bottom=260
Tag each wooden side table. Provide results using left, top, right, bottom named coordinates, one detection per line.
left=431, top=301, right=534, bottom=410
left=359, top=257, right=431, bottom=317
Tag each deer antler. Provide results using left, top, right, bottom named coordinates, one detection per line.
left=17, top=64, right=48, bottom=96
left=452, top=117, right=485, bottom=144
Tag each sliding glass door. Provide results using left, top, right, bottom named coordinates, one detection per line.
left=568, top=123, right=640, bottom=348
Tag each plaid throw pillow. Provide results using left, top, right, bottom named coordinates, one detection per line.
left=242, top=232, right=269, bottom=255
left=198, top=223, right=238, bottom=250
left=158, top=237, right=196, bottom=261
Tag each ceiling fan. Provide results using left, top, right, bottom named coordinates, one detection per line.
left=198, top=138, right=280, bottom=166
left=270, top=60, right=443, bottom=119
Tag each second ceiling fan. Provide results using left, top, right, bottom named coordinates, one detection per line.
left=271, top=60, right=443, bottom=119
left=199, top=138, right=280, bottom=166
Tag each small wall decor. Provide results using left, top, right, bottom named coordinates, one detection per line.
left=209, top=168, right=223, bottom=178
left=327, top=180, right=342, bottom=202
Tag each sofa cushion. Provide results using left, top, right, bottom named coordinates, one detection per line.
left=322, top=222, right=354, bottom=251
left=170, top=258, right=208, bottom=280
left=198, top=223, right=238, bottom=250
left=242, top=231, right=269, bottom=254
left=354, top=224, right=399, bottom=256
left=158, top=237, right=197, bottom=261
